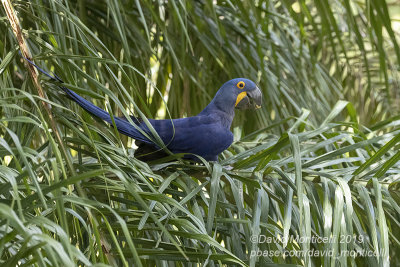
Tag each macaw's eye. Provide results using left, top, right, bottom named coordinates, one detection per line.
left=237, top=81, right=245, bottom=89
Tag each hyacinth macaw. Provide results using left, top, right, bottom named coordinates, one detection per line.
left=26, top=58, right=262, bottom=161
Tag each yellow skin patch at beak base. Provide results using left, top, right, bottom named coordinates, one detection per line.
left=235, top=91, right=247, bottom=107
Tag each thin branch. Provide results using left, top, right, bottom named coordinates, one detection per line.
left=1, top=0, right=75, bottom=177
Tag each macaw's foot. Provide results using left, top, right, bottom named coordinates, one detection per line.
left=134, top=140, right=169, bottom=162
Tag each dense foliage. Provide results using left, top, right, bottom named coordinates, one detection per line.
left=1, top=0, right=400, bottom=266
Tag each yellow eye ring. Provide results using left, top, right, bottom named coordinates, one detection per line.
left=237, top=81, right=245, bottom=89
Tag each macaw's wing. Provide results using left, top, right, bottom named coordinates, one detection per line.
left=166, top=116, right=234, bottom=161
left=136, top=115, right=233, bottom=161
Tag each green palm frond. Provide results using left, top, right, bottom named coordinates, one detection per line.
left=1, top=0, right=400, bottom=266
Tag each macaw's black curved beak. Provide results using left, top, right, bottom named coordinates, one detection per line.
left=235, top=86, right=263, bottom=110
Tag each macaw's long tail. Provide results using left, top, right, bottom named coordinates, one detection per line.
left=62, top=86, right=153, bottom=143
left=23, top=57, right=152, bottom=143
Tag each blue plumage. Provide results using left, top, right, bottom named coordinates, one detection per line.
left=25, top=58, right=262, bottom=161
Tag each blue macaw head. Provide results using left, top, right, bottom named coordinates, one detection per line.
left=214, top=78, right=263, bottom=111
